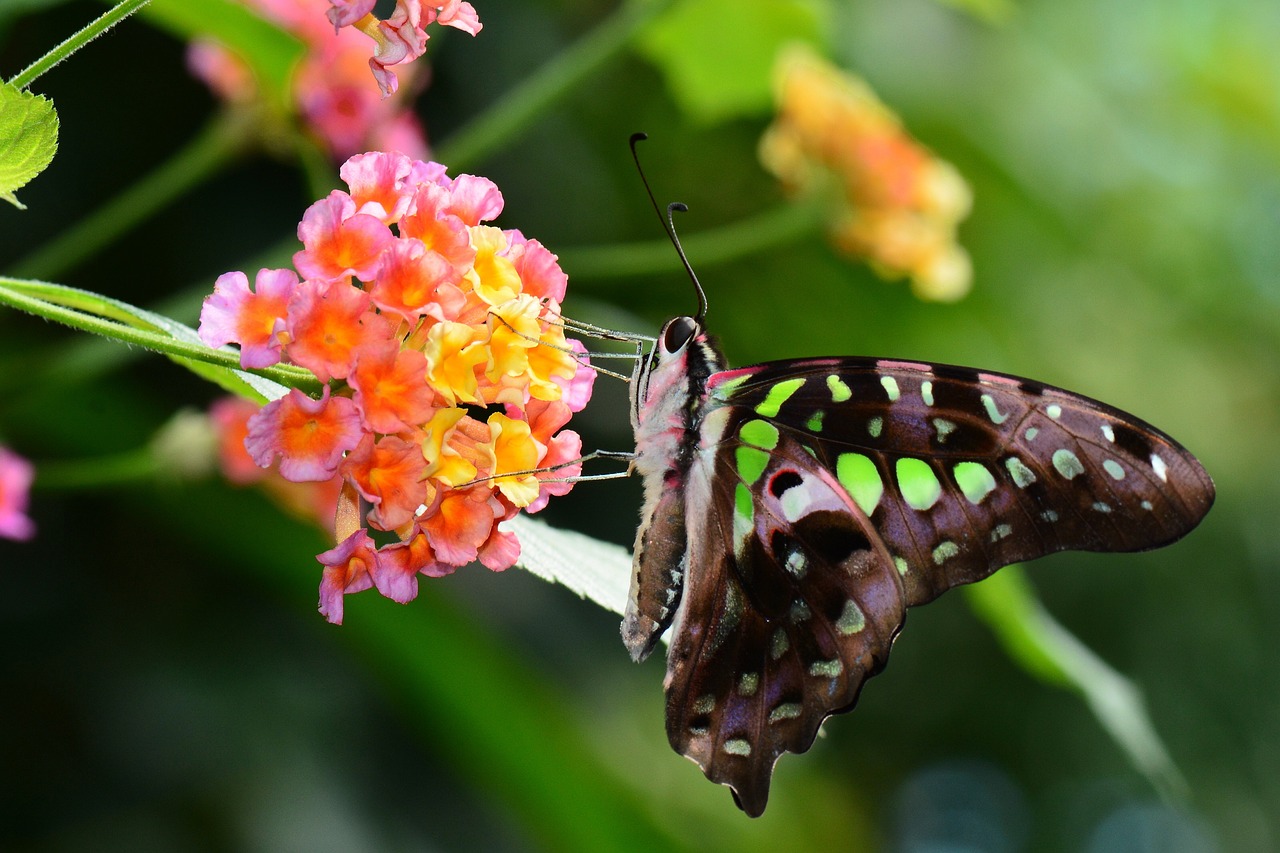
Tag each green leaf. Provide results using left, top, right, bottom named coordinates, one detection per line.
left=637, top=0, right=831, bottom=122
left=0, top=278, right=306, bottom=401
left=965, top=567, right=1187, bottom=800
left=0, top=82, right=59, bottom=209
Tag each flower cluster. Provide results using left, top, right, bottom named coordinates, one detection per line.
left=759, top=46, right=973, bottom=302
left=199, top=151, right=593, bottom=623
left=0, top=446, right=35, bottom=542
left=188, top=0, right=479, bottom=159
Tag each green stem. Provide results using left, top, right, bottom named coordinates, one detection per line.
left=0, top=278, right=317, bottom=391
left=436, top=0, right=676, bottom=170
left=8, top=114, right=250, bottom=281
left=557, top=200, right=827, bottom=279
left=33, top=447, right=159, bottom=490
left=9, top=0, right=152, bottom=89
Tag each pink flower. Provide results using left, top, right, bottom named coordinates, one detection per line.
left=286, top=279, right=392, bottom=383
left=199, top=268, right=298, bottom=368
left=340, top=150, right=417, bottom=223
left=506, top=231, right=568, bottom=302
left=326, top=0, right=377, bottom=29
left=294, top=191, right=395, bottom=283
left=0, top=447, right=36, bottom=541
left=443, top=173, right=504, bottom=225
left=429, top=1, right=482, bottom=35
left=246, top=387, right=364, bottom=481
left=318, top=528, right=378, bottom=623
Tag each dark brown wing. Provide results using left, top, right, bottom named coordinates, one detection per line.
left=707, top=357, right=1214, bottom=605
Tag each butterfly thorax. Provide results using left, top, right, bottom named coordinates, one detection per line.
left=622, top=317, right=725, bottom=661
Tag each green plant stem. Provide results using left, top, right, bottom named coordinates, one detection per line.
left=436, top=0, right=676, bottom=169
left=9, top=0, right=152, bottom=89
left=8, top=114, right=250, bottom=281
left=557, top=199, right=826, bottom=279
left=32, top=447, right=159, bottom=489
left=0, top=278, right=316, bottom=391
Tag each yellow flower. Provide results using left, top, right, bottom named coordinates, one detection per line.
left=423, top=321, right=487, bottom=405
left=420, top=406, right=476, bottom=487
left=485, top=413, right=542, bottom=507
left=466, top=225, right=522, bottom=306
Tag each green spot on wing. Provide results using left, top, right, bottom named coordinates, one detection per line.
left=808, top=659, right=843, bottom=678
left=711, top=373, right=750, bottom=400
left=1052, top=449, right=1085, bottom=479
left=868, top=416, right=883, bottom=437
left=932, top=541, right=960, bottom=564
left=896, top=457, right=942, bottom=510
left=980, top=393, right=1009, bottom=424
left=836, top=599, right=866, bottom=634
left=827, top=374, right=852, bottom=402
left=755, top=377, right=805, bottom=417
left=921, top=380, right=934, bottom=405
left=837, top=452, right=883, bottom=516
left=806, top=410, right=825, bottom=432
left=1005, top=457, right=1037, bottom=488
left=768, top=703, right=803, bottom=723
left=736, top=445, right=770, bottom=485
left=739, top=418, right=779, bottom=450
left=954, top=461, right=997, bottom=504
left=880, top=375, right=900, bottom=401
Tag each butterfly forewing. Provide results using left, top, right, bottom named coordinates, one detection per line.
left=665, top=427, right=905, bottom=817
left=708, top=357, right=1215, bottom=607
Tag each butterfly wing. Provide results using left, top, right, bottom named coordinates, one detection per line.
left=666, top=423, right=906, bottom=816
left=707, top=357, right=1215, bottom=606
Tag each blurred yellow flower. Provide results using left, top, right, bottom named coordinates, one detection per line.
left=760, top=45, right=973, bottom=301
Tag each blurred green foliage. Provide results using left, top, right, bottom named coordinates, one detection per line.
left=1, top=0, right=1276, bottom=850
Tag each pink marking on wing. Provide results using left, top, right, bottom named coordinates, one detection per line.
left=877, top=359, right=932, bottom=372
left=978, top=372, right=1022, bottom=387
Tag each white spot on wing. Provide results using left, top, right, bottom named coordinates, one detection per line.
left=1151, top=453, right=1169, bottom=482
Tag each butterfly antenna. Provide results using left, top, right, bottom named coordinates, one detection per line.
left=629, top=132, right=709, bottom=325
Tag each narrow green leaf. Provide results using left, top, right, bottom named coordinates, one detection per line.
left=637, top=0, right=831, bottom=122
left=0, top=278, right=305, bottom=400
left=0, top=82, right=59, bottom=208
left=966, top=567, right=1187, bottom=800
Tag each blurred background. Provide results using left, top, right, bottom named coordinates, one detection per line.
left=0, top=0, right=1276, bottom=849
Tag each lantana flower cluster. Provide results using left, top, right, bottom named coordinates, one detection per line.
left=759, top=46, right=973, bottom=302
left=199, top=151, right=593, bottom=623
left=188, top=0, right=480, bottom=159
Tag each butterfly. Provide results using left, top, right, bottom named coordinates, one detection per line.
left=615, top=136, right=1215, bottom=817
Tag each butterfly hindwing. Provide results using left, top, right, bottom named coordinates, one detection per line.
left=664, top=423, right=905, bottom=817
left=707, top=357, right=1215, bottom=606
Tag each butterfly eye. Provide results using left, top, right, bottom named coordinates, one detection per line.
left=663, top=316, right=699, bottom=353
